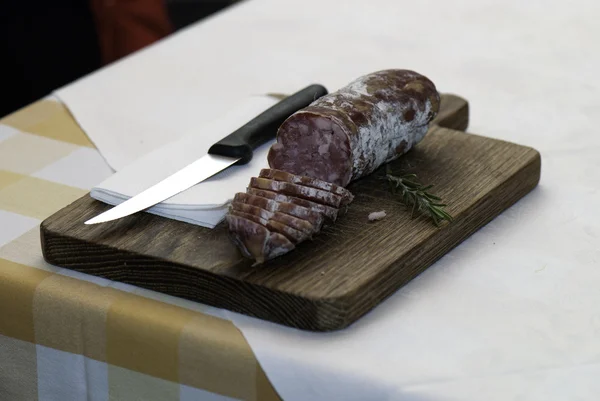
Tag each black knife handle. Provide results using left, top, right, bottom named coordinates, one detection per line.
left=207, top=84, right=328, bottom=164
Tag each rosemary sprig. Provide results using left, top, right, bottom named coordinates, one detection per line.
left=383, top=164, right=453, bottom=226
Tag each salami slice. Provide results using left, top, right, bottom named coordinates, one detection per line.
left=249, top=177, right=343, bottom=208
left=225, top=215, right=294, bottom=264
left=259, top=168, right=354, bottom=205
left=267, top=69, right=440, bottom=186
left=230, top=201, right=316, bottom=235
left=229, top=209, right=268, bottom=226
left=270, top=211, right=316, bottom=236
left=230, top=203, right=314, bottom=241
left=229, top=209, right=308, bottom=244
left=266, top=220, right=307, bottom=243
left=233, top=192, right=324, bottom=229
left=246, top=188, right=339, bottom=221
left=231, top=201, right=273, bottom=222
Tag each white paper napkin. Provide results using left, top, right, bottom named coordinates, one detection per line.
left=90, top=95, right=279, bottom=228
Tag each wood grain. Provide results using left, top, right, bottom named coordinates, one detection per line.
left=40, top=94, right=541, bottom=331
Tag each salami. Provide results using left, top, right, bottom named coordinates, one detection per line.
left=249, top=177, right=343, bottom=208
left=270, top=213, right=316, bottom=236
left=230, top=209, right=268, bottom=226
left=233, top=192, right=324, bottom=229
left=229, top=209, right=307, bottom=243
left=231, top=202, right=316, bottom=236
left=265, top=220, right=307, bottom=243
left=267, top=69, right=440, bottom=186
left=226, top=68, right=439, bottom=264
left=225, top=215, right=294, bottom=264
left=259, top=169, right=354, bottom=204
left=231, top=201, right=272, bottom=222
left=246, top=188, right=339, bottom=221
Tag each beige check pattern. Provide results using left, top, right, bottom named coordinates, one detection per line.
left=0, top=100, right=280, bottom=401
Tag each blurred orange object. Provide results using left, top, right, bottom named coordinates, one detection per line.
left=90, top=0, right=174, bottom=64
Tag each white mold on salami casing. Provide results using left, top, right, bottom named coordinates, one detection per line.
left=344, top=77, right=433, bottom=175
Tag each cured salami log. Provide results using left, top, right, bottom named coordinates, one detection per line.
left=267, top=69, right=440, bottom=186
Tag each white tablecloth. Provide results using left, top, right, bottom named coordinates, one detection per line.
left=56, top=0, right=600, bottom=399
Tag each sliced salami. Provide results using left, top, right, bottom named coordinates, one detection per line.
left=270, top=211, right=316, bottom=236
left=266, top=220, right=307, bottom=243
left=231, top=201, right=316, bottom=235
left=249, top=177, right=343, bottom=208
left=246, top=188, right=339, bottom=222
left=231, top=202, right=314, bottom=240
left=231, top=201, right=273, bottom=222
left=267, top=69, right=440, bottom=186
left=229, top=209, right=308, bottom=244
left=259, top=168, right=354, bottom=205
left=233, top=192, right=324, bottom=229
left=225, top=215, right=294, bottom=264
left=229, top=209, right=268, bottom=226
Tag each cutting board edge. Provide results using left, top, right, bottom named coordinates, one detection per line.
left=39, top=217, right=350, bottom=331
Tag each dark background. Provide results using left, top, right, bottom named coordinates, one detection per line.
left=0, top=0, right=236, bottom=118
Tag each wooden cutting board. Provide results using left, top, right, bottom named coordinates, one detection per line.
left=40, top=94, right=541, bottom=331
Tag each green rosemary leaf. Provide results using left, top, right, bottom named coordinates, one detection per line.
left=411, top=199, right=418, bottom=218
left=402, top=180, right=419, bottom=187
left=384, top=168, right=453, bottom=226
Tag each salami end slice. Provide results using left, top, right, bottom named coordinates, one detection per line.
left=225, top=215, right=294, bottom=264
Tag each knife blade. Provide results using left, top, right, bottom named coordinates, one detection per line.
left=84, top=83, right=328, bottom=225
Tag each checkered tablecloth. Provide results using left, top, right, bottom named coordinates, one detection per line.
left=0, top=99, right=280, bottom=401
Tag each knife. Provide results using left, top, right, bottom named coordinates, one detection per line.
left=84, top=84, right=328, bottom=225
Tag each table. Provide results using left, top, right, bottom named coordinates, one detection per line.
left=0, top=99, right=280, bottom=400
left=3, top=0, right=600, bottom=399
